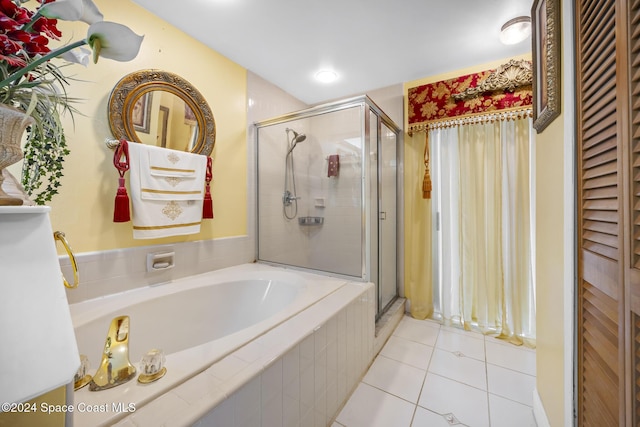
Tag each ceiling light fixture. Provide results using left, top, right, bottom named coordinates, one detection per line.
left=315, top=69, right=338, bottom=84
left=500, top=16, right=532, bottom=45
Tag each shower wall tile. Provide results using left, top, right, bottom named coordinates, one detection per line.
left=256, top=102, right=367, bottom=278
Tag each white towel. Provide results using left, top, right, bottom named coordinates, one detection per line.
left=139, top=145, right=204, bottom=201
left=127, top=142, right=207, bottom=239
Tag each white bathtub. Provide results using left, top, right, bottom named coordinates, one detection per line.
left=70, top=263, right=375, bottom=427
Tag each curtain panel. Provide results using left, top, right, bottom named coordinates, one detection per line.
left=404, top=59, right=535, bottom=343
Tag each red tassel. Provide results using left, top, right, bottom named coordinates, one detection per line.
left=203, top=186, right=214, bottom=219
left=113, top=177, right=131, bottom=222
left=202, top=157, right=214, bottom=219
left=113, top=140, right=131, bottom=222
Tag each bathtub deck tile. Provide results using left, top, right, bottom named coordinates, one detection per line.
left=171, top=371, right=226, bottom=406
left=208, top=355, right=249, bottom=382
left=234, top=339, right=268, bottom=364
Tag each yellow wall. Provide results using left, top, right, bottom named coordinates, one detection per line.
left=534, top=114, right=566, bottom=426
left=534, top=14, right=570, bottom=422
left=37, top=0, right=247, bottom=253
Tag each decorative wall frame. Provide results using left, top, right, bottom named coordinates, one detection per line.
left=532, top=0, right=561, bottom=133
left=108, top=69, right=216, bottom=156
left=132, top=91, right=152, bottom=134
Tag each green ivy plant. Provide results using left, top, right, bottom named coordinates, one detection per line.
left=21, top=113, right=71, bottom=204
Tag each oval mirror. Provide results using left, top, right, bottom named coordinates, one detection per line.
left=108, top=70, right=215, bottom=156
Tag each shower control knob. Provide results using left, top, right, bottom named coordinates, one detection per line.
left=282, top=191, right=301, bottom=206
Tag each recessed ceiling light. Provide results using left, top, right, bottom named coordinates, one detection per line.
left=315, top=69, right=338, bottom=83
left=500, top=16, right=531, bottom=45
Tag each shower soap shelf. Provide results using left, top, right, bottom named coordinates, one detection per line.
left=298, top=216, right=324, bottom=226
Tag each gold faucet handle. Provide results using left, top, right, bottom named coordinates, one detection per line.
left=54, top=231, right=79, bottom=289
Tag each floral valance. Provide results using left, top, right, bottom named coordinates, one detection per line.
left=407, top=59, right=533, bottom=134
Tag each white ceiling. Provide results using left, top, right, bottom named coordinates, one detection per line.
left=132, top=0, right=534, bottom=105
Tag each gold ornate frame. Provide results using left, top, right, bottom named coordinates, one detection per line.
left=108, top=70, right=216, bottom=155
left=452, top=59, right=533, bottom=101
left=532, top=0, right=561, bottom=133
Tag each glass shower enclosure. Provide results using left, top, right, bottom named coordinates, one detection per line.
left=255, top=95, right=401, bottom=318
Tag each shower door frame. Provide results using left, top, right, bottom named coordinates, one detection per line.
left=254, top=95, right=403, bottom=318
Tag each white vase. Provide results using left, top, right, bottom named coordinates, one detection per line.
left=0, top=104, right=33, bottom=205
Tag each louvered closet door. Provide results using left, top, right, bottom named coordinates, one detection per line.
left=576, top=0, right=626, bottom=425
left=627, top=0, right=640, bottom=424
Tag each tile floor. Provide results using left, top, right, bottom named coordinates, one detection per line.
left=333, top=315, right=538, bottom=427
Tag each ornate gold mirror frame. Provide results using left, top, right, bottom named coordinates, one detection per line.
left=108, top=70, right=216, bottom=156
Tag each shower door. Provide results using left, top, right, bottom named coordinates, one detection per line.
left=378, top=122, right=397, bottom=314
left=255, top=95, right=401, bottom=319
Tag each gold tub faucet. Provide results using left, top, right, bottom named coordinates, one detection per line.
left=89, top=315, right=136, bottom=391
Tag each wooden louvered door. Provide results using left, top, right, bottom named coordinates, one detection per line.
left=576, top=0, right=639, bottom=425
left=627, top=0, right=640, bottom=424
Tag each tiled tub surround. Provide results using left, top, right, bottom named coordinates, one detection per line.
left=60, top=236, right=256, bottom=305
left=69, top=263, right=375, bottom=426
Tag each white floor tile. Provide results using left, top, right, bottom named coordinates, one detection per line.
left=392, top=316, right=440, bottom=346
left=488, top=394, right=537, bottom=427
left=428, top=348, right=487, bottom=390
left=411, top=407, right=455, bottom=426
left=487, top=364, right=536, bottom=406
left=362, top=355, right=426, bottom=403
left=417, top=373, right=490, bottom=427
left=485, top=339, right=536, bottom=376
left=337, top=316, right=538, bottom=427
left=379, top=335, right=434, bottom=370
left=336, top=383, right=415, bottom=427
left=435, top=329, right=485, bottom=361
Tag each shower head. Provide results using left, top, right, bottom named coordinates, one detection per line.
left=286, top=128, right=307, bottom=144
left=286, top=128, right=307, bottom=155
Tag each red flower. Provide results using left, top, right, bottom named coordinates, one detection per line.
left=0, top=14, right=20, bottom=32
left=0, top=33, right=21, bottom=54
left=0, top=0, right=32, bottom=25
left=23, top=33, right=50, bottom=55
left=32, top=17, right=61, bottom=40
left=0, top=0, right=61, bottom=65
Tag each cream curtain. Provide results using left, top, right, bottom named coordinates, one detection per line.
left=432, top=117, right=535, bottom=346
left=404, top=133, right=433, bottom=320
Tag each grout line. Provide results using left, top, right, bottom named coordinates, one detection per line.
left=485, top=332, right=492, bottom=427
left=485, top=359, right=536, bottom=377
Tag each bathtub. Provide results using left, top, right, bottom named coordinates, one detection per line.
left=70, top=263, right=375, bottom=426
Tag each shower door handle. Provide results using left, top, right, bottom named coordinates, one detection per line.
left=379, top=212, right=387, bottom=220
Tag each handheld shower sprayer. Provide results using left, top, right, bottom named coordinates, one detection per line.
left=286, top=128, right=306, bottom=155
left=283, top=128, right=306, bottom=219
